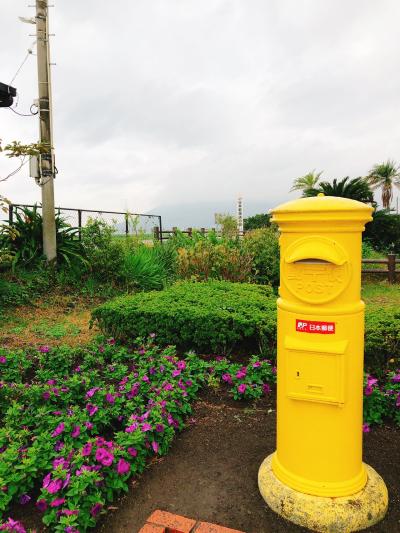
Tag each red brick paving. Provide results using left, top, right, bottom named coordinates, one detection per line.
left=139, top=510, right=245, bottom=533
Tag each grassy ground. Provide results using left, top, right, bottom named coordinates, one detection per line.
left=362, top=280, right=400, bottom=308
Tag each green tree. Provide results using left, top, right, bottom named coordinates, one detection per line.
left=214, top=213, right=237, bottom=238
left=290, top=170, right=323, bottom=193
left=244, top=213, right=271, bottom=231
left=304, top=177, right=375, bottom=204
left=366, top=160, right=400, bottom=209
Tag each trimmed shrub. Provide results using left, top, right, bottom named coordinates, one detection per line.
left=364, top=308, right=400, bottom=373
left=92, top=281, right=277, bottom=355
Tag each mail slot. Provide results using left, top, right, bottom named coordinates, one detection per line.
left=268, top=196, right=374, bottom=497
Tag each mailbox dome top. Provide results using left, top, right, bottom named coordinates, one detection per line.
left=271, top=196, right=373, bottom=230
left=271, top=195, right=373, bottom=215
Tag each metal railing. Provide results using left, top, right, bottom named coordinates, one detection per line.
left=9, top=204, right=162, bottom=241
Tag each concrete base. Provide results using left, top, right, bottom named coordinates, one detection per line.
left=258, top=454, right=388, bottom=533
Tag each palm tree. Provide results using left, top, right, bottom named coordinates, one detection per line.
left=303, top=177, right=375, bottom=204
left=290, top=170, right=323, bottom=193
left=366, top=160, right=400, bottom=209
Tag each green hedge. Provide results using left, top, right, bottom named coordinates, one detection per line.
left=92, top=281, right=400, bottom=369
left=365, top=307, right=400, bottom=373
left=92, top=281, right=277, bottom=354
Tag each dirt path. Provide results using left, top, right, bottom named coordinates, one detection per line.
left=97, top=389, right=400, bottom=533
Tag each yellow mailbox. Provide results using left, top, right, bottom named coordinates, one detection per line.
left=258, top=195, right=388, bottom=532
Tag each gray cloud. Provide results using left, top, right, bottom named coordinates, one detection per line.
left=1, top=0, right=400, bottom=226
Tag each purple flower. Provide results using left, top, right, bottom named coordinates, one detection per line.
left=36, top=499, right=47, bottom=512
left=82, top=442, right=92, bottom=457
left=392, top=373, right=400, bottom=383
left=86, top=404, right=98, bottom=416
left=42, top=391, right=50, bottom=400
left=125, top=423, right=138, bottom=433
left=127, top=447, right=137, bottom=457
left=62, top=509, right=79, bottom=516
left=50, top=497, right=65, bottom=507
left=105, top=393, right=115, bottom=404
left=65, top=527, right=80, bottom=533
left=71, top=425, right=80, bottom=438
left=38, top=345, right=50, bottom=353
left=151, top=441, right=159, bottom=454
left=95, top=448, right=114, bottom=466
left=362, top=423, right=370, bottom=433
left=177, top=360, right=186, bottom=370
left=0, top=356, right=6, bottom=364
left=85, top=421, right=93, bottom=430
left=238, top=383, right=247, bottom=394
left=54, top=441, right=64, bottom=452
left=364, top=385, right=373, bottom=396
left=19, top=494, right=31, bottom=505
left=172, top=369, right=181, bottom=378
left=0, top=518, right=26, bottom=533
left=142, top=375, right=150, bottom=383
left=46, top=478, right=62, bottom=494
left=236, top=367, right=247, bottom=379
left=141, top=423, right=152, bottom=432
left=222, top=373, right=233, bottom=385
left=163, top=383, right=173, bottom=391
left=51, top=422, right=65, bottom=438
left=367, top=376, right=378, bottom=386
left=90, top=503, right=103, bottom=517
left=116, top=458, right=130, bottom=475
left=86, top=387, right=99, bottom=398
left=263, top=383, right=271, bottom=394
left=155, top=424, right=164, bottom=433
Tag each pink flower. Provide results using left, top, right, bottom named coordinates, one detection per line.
left=172, top=369, right=181, bottom=378
left=51, top=422, right=65, bottom=438
left=253, top=361, right=261, bottom=368
left=125, top=423, right=138, bottom=433
left=155, top=424, right=164, bottom=433
left=95, top=448, right=114, bottom=466
left=222, top=373, right=233, bottom=385
left=392, top=373, right=400, bottom=384
left=362, top=423, right=370, bottom=433
left=0, top=356, right=6, bottom=364
left=141, top=423, right=152, bottom=432
left=163, top=383, right=173, bottom=391
left=238, top=384, right=247, bottom=394
left=42, top=391, right=50, bottom=400
left=62, top=509, right=79, bottom=516
left=86, top=404, right=98, bottom=416
left=71, top=425, right=80, bottom=438
left=177, top=361, right=186, bottom=370
left=127, top=447, right=137, bottom=457
left=151, top=441, right=159, bottom=454
left=46, top=478, right=62, bottom=494
left=105, top=393, right=115, bottom=404
left=90, top=503, right=103, bottom=517
left=367, top=376, right=378, bottom=386
left=50, top=497, right=66, bottom=507
left=86, top=387, right=100, bottom=398
left=236, top=367, right=247, bottom=379
left=116, top=458, right=130, bottom=475
left=364, top=385, right=373, bottom=396
left=107, top=338, right=116, bottom=345
left=38, top=345, right=50, bottom=353
left=82, top=442, right=92, bottom=457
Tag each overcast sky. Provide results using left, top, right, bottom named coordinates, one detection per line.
left=1, top=0, right=400, bottom=225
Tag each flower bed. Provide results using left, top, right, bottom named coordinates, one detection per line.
left=0, top=339, right=276, bottom=532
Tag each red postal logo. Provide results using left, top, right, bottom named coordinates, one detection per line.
left=296, top=319, right=335, bottom=334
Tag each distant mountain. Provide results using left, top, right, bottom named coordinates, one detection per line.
left=148, top=201, right=274, bottom=229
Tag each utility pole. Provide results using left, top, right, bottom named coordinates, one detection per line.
left=35, top=0, right=56, bottom=262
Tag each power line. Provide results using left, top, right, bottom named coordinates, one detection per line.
left=9, top=41, right=37, bottom=85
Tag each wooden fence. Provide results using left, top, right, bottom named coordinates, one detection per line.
left=362, top=253, right=399, bottom=284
